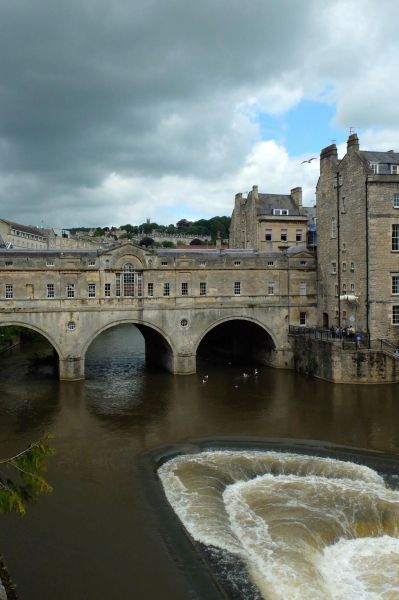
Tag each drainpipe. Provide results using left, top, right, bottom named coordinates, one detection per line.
left=365, top=177, right=370, bottom=346
left=336, top=171, right=341, bottom=328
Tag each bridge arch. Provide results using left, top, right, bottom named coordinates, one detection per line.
left=0, top=319, right=62, bottom=358
left=83, top=319, right=177, bottom=374
left=195, top=316, right=277, bottom=367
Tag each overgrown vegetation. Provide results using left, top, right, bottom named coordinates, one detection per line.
left=0, top=435, right=54, bottom=515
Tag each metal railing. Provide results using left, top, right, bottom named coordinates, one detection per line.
left=288, top=325, right=370, bottom=349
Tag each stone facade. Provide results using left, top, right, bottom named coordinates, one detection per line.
left=229, top=185, right=309, bottom=251
left=317, top=134, right=399, bottom=344
left=0, top=243, right=317, bottom=379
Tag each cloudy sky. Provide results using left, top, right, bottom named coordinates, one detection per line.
left=0, top=0, right=398, bottom=228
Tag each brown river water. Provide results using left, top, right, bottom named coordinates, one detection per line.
left=1, top=324, right=399, bottom=599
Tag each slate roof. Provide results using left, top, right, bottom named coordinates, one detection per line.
left=244, top=191, right=304, bottom=216
left=361, top=151, right=399, bottom=174
left=1, top=219, right=46, bottom=237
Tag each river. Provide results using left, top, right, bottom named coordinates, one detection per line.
left=1, top=324, right=399, bottom=599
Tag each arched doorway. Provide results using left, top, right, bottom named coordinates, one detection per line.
left=197, top=319, right=276, bottom=367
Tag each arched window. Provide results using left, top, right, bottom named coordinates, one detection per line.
left=123, top=263, right=135, bottom=297
left=115, top=263, right=143, bottom=297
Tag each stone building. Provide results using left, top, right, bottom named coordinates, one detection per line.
left=229, top=185, right=309, bottom=251
left=0, top=219, right=48, bottom=249
left=316, top=133, right=399, bottom=343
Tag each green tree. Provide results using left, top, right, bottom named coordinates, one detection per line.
left=0, top=435, right=54, bottom=515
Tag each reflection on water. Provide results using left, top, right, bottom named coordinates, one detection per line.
left=159, top=451, right=399, bottom=599
left=1, top=324, right=399, bottom=599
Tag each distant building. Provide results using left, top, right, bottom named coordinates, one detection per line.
left=0, top=219, right=48, bottom=249
left=316, top=133, right=399, bottom=342
left=229, top=185, right=309, bottom=251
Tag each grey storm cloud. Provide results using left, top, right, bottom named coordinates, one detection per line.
left=0, top=0, right=398, bottom=226
left=0, top=1, right=312, bottom=182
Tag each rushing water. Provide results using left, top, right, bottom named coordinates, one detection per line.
left=1, top=324, right=399, bottom=599
left=159, top=451, right=399, bottom=599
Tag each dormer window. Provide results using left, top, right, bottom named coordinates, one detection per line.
left=391, top=165, right=398, bottom=175
left=273, top=209, right=289, bottom=216
left=370, top=162, right=379, bottom=174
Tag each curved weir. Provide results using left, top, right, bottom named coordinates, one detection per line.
left=159, top=450, right=399, bottom=600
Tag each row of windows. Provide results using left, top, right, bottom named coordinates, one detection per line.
left=10, top=229, right=46, bottom=242
left=3, top=280, right=311, bottom=299
left=331, top=261, right=355, bottom=273
left=334, top=284, right=356, bottom=295
left=265, top=229, right=304, bottom=242
left=370, top=163, right=399, bottom=175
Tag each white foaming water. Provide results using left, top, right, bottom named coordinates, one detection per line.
left=158, top=451, right=399, bottom=599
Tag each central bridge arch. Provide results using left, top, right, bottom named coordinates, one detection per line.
left=83, top=319, right=176, bottom=374
left=195, top=316, right=277, bottom=367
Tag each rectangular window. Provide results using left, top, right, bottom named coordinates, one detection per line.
left=137, top=273, right=143, bottom=297
left=181, top=282, right=188, bottom=296
left=88, top=283, right=96, bottom=298
left=342, top=283, right=347, bottom=293
left=46, top=284, right=55, bottom=298
left=115, top=273, right=121, bottom=297
left=265, top=229, right=272, bottom=241
left=392, top=165, right=398, bottom=175
left=331, top=261, right=337, bottom=274
left=280, top=229, right=288, bottom=242
left=200, top=282, right=207, bottom=296
left=296, top=229, right=303, bottom=242
left=299, top=282, right=307, bottom=296
left=343, top=262, right=347, bottom=272
left=393, top=306, right=399, bottom=325
left=104, top=283, right=111, bottom=297
left=350, top=283, right=355, bottom=293
left=234, top=281, right=241, bottom=295
left=66, top=284, right=75, bottom=298
left=370, top=162, right=378, bottom=174
left=163, top=282, right=170, bottom=296
left=392, top=224, right=399, bottom=250
left=5, top=284, right=13, bottom=299
left=392, top=276, right=399, bottom=294
left=267, top=282, right=274, bottom=295
left=299, top=312, right=306, bottom=325
left=350, top=261, right=355, bottom=271
left=147, top=283, right=154, bottom=297
left=335, top=284, right=339, bottom=297
left=394, top=194, right=399, bottom=208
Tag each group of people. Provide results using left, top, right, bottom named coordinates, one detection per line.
left=330, top=325, right=356, bottom=339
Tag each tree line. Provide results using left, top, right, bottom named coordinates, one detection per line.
left=69, top=216, right=230, bottom=242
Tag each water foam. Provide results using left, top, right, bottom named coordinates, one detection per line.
left=158, top=451, right=399, bottom=599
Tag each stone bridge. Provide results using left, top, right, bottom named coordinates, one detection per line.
left=0, top=243, right=317, bottom=380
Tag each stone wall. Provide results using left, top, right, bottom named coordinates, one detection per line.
left=292, top=335, right=399, bottom=384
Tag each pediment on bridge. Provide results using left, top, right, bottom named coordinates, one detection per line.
left=99, top=242, right=153, bottom=270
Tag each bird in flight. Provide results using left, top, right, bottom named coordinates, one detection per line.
left=301, top=157, right=317, bottom=164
